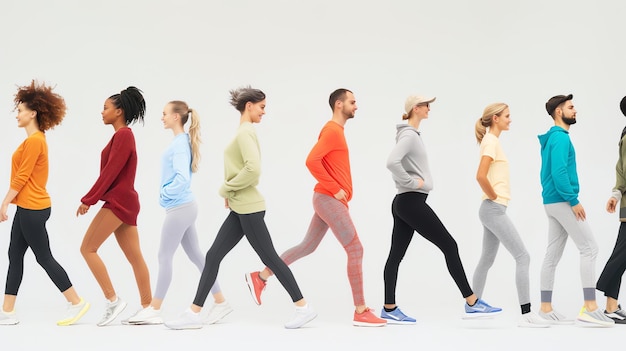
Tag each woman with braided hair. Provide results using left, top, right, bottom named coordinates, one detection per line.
left=76, top=86, right=152, bottom=326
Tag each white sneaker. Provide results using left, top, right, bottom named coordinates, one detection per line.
left=205, top=301, right=233, bottom=324
left=538, top=309, right=574, bottom=325
left=57, top=298, right=91, bottom=326
left=518, top=311, right=551, bottom=328
left=577, top=307, right=615, bottom=327
left=0, top=310, right=19, bottom=325
left=124, top=306, right=163, bottom=325
left=165, top=308, right=203, bottom=330
left=97, top=297, right=127, bottom=327
left=284, top=305, right=317, bottom=329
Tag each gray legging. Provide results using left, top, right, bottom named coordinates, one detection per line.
left=472, top=200, right=530, bottom=305
left=154, top=201, right=220, bottom=300
left=541, top=202, right=598, bottom=302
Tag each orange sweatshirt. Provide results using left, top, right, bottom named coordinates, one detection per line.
left=306, top=121, right=352, bottom=208
left=10, top=131, right=51, bottom=210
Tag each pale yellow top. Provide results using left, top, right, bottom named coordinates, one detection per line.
left=480, top=133, right=510, bottom=206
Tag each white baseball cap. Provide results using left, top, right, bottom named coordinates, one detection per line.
left=404, top=95, right=436, bottom=114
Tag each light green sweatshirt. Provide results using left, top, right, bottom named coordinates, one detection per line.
left=218, top=122, right=265, bottom=214
left=611, top=134, right=626, bottom=222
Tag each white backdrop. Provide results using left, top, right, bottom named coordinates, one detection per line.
left=1, top=0, right=626, bottom=325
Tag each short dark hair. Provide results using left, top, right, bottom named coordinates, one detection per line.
left=545, top=94, right=573, bottom=118
left=328, top=88, right=352, bottom=110
left=109, top=86, right=146, bottom=125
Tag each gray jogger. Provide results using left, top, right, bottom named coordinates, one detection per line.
left=154, top=201, right=220, bottom=300
left=473, top=199, right=530, bottom=305
left=540, top=202, right=598, bottom=301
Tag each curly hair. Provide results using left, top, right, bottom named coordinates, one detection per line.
left=13, top=80, right=66, bottom=132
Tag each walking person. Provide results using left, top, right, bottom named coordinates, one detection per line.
left=472, top=102, right=549, bottom=327
left=596, top=95, right=626, bottom=324
left=0, top=80, right=90, bottom=326
left=245, top=89, right=387, bottom=327
left=124, top=101, right=232, bottom=325
left=538, top=94, right=613, bottom=326
left=165, top=86, right=317, bottom=330
left=76, top=86, right=152, bottom=326
left=382, top=95, right=502, bottom=323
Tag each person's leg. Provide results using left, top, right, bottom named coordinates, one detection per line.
left=4, top=208, right=29, bottom=314
left=472, top=211, right=500, bottom=301
left=539, top=204, right=569, bottom=312
left=597, top=222, right=626, bottom=312
left=477, top=200, right=531, bottom=310
left=383, top=195, right=415, bottom=308
left=113, top=224, right=152, bottom=308
left=192, top=212, right=244, bottom=309
left=394, top=192, right=474, bottom=299
left=80, top=208, right=122, bottom=302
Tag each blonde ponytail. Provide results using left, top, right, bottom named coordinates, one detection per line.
left=475, top=102, right=509, bottom=144
left=188, top=108, right=201, bottom=173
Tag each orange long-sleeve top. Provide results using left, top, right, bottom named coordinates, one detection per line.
left=10, top=131, right=51, bottom=210
left=305, top=121, right=352, bottom=208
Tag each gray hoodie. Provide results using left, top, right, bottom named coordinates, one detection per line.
left=386, top=124, right=433, bottom=194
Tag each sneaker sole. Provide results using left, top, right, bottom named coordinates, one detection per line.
left=285, top=312, right=317, bottom=329
left=165, top=323, right=203, bottom=330
left=97, top=301, right=128, bottom=327
left=0, top=319, right=19, bottom=325
left=463, top=310, right=502, bottom=319
left=205, top=307, right=234, bottom=325
left=353, top=321, right=387, bottom=327
left=576, top=316, right=614, bottom=327
left=57, top=303, right=91, bottom=326
left=123, top=318, right=164, bottom=326
left=382, top=318, right=416, bottom=325
left=245, top=273, right=262, bottom=306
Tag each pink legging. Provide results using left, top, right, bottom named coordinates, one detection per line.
left=80, top=208, right=152, bottom=306
left=270, top=192, right=365, bottom=306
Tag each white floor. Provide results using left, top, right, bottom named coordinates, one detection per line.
left=2, top=306, right=621, bottom=351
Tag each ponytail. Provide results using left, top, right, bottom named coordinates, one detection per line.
left=475, top=118, right=487, bottom=144
left=188, top=108, right=201, bottom=173
left=110, top=86, right=146, bottom=125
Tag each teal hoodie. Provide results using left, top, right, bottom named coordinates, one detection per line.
left=538, top=125, right=579, bottom=206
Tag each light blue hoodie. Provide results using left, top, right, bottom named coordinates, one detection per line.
left=160, top=133, right=194, bottom=209
left=538, top=125, right=579, bottom=206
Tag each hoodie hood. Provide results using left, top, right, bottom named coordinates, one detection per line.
left=395, top=123, right=419, bottom=142
left=538, top=125, right=568, bottom=151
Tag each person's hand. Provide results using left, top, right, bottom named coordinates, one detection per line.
left=572, top=203, right=586, bottom=221
left=416, top=178, right=424, bottom=189
left=0, top=203, right=8, bottom=222
left=76, top=203, right=90, bottom=217
left=224, top=198, right=229, bottom=209
left=607, top=197, right=618, bottom=213
left=334, top=189, right=347, bottom=201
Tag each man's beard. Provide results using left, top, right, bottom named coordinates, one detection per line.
left=563, top=116, right=576, bottom=125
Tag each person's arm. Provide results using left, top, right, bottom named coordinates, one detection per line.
left=608, top=137, right=626, bottom=213
left=80, top=130, right=134, bottom=206
left=385, top=132, right=423, bottom=189
left=476, top=155, right=497, bottom=200
left=3, top=137, right=42, bottom=221
left=305, top=126, right=343, bottom=196
left=161, top=144, right=192, bottom=202
left=219, top=130, right=261, bottom=196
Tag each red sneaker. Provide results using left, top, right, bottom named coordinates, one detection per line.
left=245, top=271, right=266, bottom=305
left=353, top=307, right=387, bottom=327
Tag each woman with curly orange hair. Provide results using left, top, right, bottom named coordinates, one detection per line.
left=0, top=80, right=90, bottom=326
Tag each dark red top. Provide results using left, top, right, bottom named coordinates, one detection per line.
left=81, top=127, right=140, bottom=225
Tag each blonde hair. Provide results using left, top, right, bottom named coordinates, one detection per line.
left=169, top=100, right=201, bottom=173
left=475, top=103, right=508, bottom=144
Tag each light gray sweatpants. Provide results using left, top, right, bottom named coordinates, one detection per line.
left=154, top=201, right=221, bottom=300
left=473, top=199, right=531, bottom=305
left=540, top=202, right=598, bottom=302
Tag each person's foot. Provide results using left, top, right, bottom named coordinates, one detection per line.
left=164, top=309, right=204, bottom=330
left=518, top=311, right=550, bottom=328
left=538, top=309, right=574, bottom=325
left=97, top=297, right=127, bottom=327
left=605, top=306, right=626, bottom=324
left=353, top=307, right=387, bottom=327
left=380, top=306, right=416, bottom=325
left=464, top=299, right=502, bottom=318
left=57, top=298, right=90, bottom=326
left=577, top=307, right=615, bottom=327
left=284, top=305, right=317, bottom=329
left=0, top=310, right=19, bottom=325
left=245, top=271, right=266, bottom=305
left=205, top=301, right=234, bottom=325
left=123, top=306, right=163, bottom=325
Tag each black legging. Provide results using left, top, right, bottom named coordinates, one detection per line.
left=384, top=192, right=473, bottom=304
left=5, top=206, right=72, bottom=295
left=597, top=222, right=626, bottom=299
left=193, top=210, right=303, bottom=306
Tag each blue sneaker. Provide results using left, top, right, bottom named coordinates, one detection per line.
left=464, top=299, right=502, bottom=318
left=380, top=306, right=416, bottom=324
